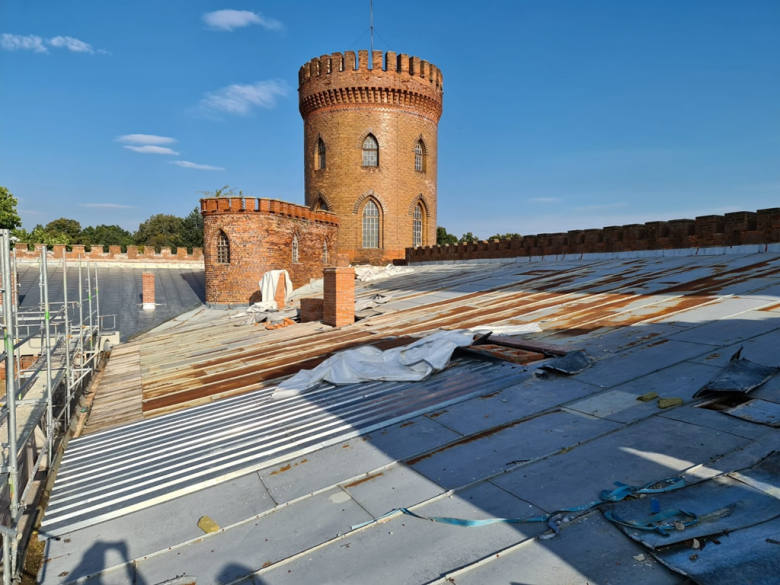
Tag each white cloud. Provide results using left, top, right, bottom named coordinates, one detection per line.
left=202, top=9, right=284, bottom=32
left=169, top=161, right=225, bottom=171
left=1, top=34, right=48, bottom=53
left=124, top=145, right=180, bottom=155
left=79, top=203, right=136, bottom=209
left=116, top=134, right=177, bottom=145
left=49, top=36, right=94, bottom=53
left=527, top=197, right=560, bottom=203
left=199, top=80, right=289, bottom=116
left=1, top=33, right=109, bottom=55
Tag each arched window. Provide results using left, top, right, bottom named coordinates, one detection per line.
left=362, top=200, right=380, bottom=248
left=322, top=241, right=329, bottom=264
left=292, top=235, right=299, bottom=263
left=316, top=138, right=326, bottom=170
left=362, top=134, right=379, bottom=167
left=414, top=140, right=426, bottom=172
left=413, top=203, right=424, bottom=247
left=217, top=230, right=230, bottom=264
left=313, top=196, right=329, bottom=211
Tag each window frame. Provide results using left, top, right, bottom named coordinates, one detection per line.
left=322, top=240, right=329, bottom=264
left=414, top=140, right=426, bottom=173
left=216, top=230, right=230, bottom=264
left=413, top=203, right=424, bottom=247
left=362, top=199, right=381, bottom=248
left=362, top=134, right=379, bottom=168
left=316, top=138, right=326, bottom=170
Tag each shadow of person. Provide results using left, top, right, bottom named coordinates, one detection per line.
left=217, top=562, right=267, bottom=584
left=61, top=540, right=147, bottom=585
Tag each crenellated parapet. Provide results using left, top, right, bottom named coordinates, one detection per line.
left=406, top=208, right=780, bottom=263
left=298, top=50, right=444, bottom=122
left=200, top=197, right=340, bottom=226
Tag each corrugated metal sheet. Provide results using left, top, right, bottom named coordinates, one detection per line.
left=42, top=358, right=528, bottom=536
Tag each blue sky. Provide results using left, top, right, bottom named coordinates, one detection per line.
left=1, top=1, right=778, bottom=238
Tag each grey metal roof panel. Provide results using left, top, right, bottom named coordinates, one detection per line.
left=41, top=359, right=529, bottom=536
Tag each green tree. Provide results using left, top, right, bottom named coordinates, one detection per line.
left=46, top=218, right=82, bottom=242
left=0, top=186, right=22, bottom=230
left=179, top=207, right=204, bottom=249
left=134, top=214, right=184, bottom=248
left=459, top=232, right=479, bottom=243
left=436, top=226, right=458, bottom=245
left=12, top=225, right=70, bottom=245
left=81, top=224, right=134, bottom=246
left=486, top=232, right=522, bottom=241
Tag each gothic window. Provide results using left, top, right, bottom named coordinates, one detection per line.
left=413, top=203, right=424, bottom=247
left=216, top=230, right=230, bottom=264
left=313, top=196, right=329, bottom=211
left=362, top=200, right=380, bottom=248
left=316, top=138, right=326, bottom=170
left=414, top=140, right=426, bottom=172
left=323, top=241, right=329, bottom=264
left=362, top=134, right=379, bottom=167
left=292, top=235, right=299, bottom=263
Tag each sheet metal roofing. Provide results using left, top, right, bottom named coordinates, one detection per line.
left=39, top=247, right=780, bottom=584
left=16, top=263, right=205, bottom=341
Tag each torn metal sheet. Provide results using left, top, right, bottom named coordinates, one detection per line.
left=542, top=350, right=593, bottom=374
left=604, top=454, right=780, bottom=549
left=693, top=357, right=779, bottom=398
left=463, top=343, right=546, bottom=364
left=725, top=398, right=780, bottom=427
left=653, top=515, right=780, bottom=585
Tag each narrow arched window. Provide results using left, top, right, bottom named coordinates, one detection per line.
left=414, top=140, right=426, bottom=172
left=362, top=200, right=380, bottom=248
left=413, top=203, right=424, bottom=247
left=292, top=235, right=299, bottom=263
left=362, top=134, right=379, bottom=167
left=317, top=138, right=326, bottom=170
left=314, top=196, right=329, bottom=211
left=217, top=230, right=230, bottom=264
left=323, top=241, right=329, bottom=264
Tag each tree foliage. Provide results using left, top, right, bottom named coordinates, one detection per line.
left=0, top=186, right=22, bottom=230
left=46, top=218, right=82, bottom=242
left=179, top=207, right=204, bottom=249
left=134, top=214, right=185, bottom=249
left=486, top=232, right=522, bottom=241
left=436, top=226, right=458, bottom=245
left=459, top=232, right=479, bottom=243
left=197, top=185, right=238, bottom=198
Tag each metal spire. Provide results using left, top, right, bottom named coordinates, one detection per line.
left=370, top=0, right=374, bottom=55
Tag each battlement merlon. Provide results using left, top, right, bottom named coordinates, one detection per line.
left=298, top=50, right=443, bottom=99
left=200, top=197, right=340, bottom=226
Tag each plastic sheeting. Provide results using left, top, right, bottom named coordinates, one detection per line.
left=272, top=323, right=542, bottom=399
left=273, top=330, right=477, bottom=399
left=355, top=264, right=414, bottom=282
left=247, top=270, right=293, bottom=313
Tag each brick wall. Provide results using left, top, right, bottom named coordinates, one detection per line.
left=300, top=49, right=442, bottom=265
left=12, top=245, right=203, bottom=263
left=202, top=197, right=340, bottom=305
left=300, top=297, right=324, bottom=322
left=407, top=208, right=780, bottom=263
left=142, top=272, right=155, bottom=306
left=323, top=267, right=355, bottom=327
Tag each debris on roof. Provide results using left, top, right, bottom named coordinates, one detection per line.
left=35, top=249, right=780, bottom=584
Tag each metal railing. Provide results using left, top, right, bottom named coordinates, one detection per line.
left=0, top=232, right=105, bottom=583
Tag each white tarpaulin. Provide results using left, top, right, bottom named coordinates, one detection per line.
left=247, top=270, right=293, bottom=313
left=355, top=264, right=414, bottom=282
left=272, top=322, right=542, bottom=399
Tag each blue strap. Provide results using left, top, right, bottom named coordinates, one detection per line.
left=351, top=476, right=693, bottom=534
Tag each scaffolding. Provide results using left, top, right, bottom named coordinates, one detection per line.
left=0, top=231, right=105, bottom=583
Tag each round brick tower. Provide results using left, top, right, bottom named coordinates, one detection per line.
left=299, top=49, right=443, bottom=264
